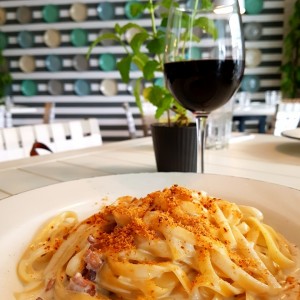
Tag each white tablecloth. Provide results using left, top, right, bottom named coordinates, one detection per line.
left=0, top=134, right=299, bottom=200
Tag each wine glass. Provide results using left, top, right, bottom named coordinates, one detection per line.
left=164, top=0, right=245, bottom=173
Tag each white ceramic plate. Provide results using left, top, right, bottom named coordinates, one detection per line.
left=282, top=128, right=300, bottom=141
left=0, top=173, right=300, bottom=299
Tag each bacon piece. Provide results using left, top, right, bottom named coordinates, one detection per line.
left=87, top=235, right=96, bottom=244
left=82, top=268, right=96, bottom=282
left=45, top=278, right=55, bottom=291
left=68, top=272, right=96, bottom=296
left=84, top=249, right=103, bottom=272
left=88, top=235, right=101, bottom=251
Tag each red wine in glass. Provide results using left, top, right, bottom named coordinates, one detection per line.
left=164, top=59, right=245, bottom=114
left=164, top=2, right=245, bottom=173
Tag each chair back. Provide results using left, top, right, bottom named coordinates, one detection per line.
left=3, top=97, right=56, bottom=127
left=122, top=102, right=156, bottom=138
left=272, top=100, right=300, bottom=136
left=122, top=102, right=137, bottom=139
left=0, top=118, right=102, bottom=162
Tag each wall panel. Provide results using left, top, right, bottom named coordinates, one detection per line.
left=0, top=0, right=290, bottom=141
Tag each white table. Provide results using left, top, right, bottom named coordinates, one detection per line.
left=0, top=133, right=299, bottom=200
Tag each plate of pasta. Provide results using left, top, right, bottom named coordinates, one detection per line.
left=0, top=173, right=299, bottom=300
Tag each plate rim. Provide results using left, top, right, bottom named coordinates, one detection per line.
left=1, top=172, right=300, bottom=212
left=281, top=128, right=300, bottom=140
left=1, top=172, right=300, bottom=234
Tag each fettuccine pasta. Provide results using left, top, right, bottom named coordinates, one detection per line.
left=16, top=185, right=300, bottom=299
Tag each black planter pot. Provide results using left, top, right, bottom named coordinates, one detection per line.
left=151, top=123, right=197, bottom=172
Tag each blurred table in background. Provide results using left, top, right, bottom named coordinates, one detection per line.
left=233, top=103, right=276, bottom=133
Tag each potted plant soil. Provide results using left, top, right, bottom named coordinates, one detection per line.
left=88, top=0, right=197, bottom=172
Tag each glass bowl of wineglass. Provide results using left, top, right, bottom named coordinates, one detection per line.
left=164, top=0, right=245, bottom=173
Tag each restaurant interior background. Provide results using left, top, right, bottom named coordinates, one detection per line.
left=0, top=0, right=297, bottom=142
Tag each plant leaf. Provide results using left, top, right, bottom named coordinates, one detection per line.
left=117, top=55, right=132, bottom=83
left=161, top=0, right=176, bottom=9
left=146, top=36, right=165, bottom=55
left=202, top=0, right=213, bottom=9
left=143, top=86, right=173, bottom=119
left=160, top=17, right=168, bottom=28
left=119, top=23, right=147, bottom=35
left=130, top=32, right=149, bottom=53
left=132, top=52, right=149, bottom=70
left=143, top=86, right=164, bottom=105
left=114, top=23, right=122, bottom=35
left=155, top=94, right=173, bottom=119
left=143, top=60, right=160, bottom=80
left=133, top=77, right=143, bottom=114
left=127, top=2, right=146, bottom=18
left=194, top=17, right=218, bottom=39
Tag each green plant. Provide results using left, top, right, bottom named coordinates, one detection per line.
left=280, top=0, right=300, bottom=99
left=0, top=49, right=12, bottom=104
left=88, top=0, right=189, bottom=126
left=0, top=49, right=12, bottom=103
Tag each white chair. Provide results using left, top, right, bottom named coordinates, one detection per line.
left=4, top=96, right=55, bottom=128
left=122, top=102, right=137, bottom=139
left=272, top=101, right=300, bottom=136
left=122, top=102, right=156, bottom=138
left=0, top=118, right=102, bottom=162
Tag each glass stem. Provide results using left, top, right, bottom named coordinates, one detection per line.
left=195, top=115, right=207, bottom=173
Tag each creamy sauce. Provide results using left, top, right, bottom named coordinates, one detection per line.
left=276, top=244, right=300, bottom=300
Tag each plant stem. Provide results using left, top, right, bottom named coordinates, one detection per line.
left=149, top=0, right=157, bottom=36
left=148, top=0, right=163, bottom=68
left=181, top=0, right=200, bottom=58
